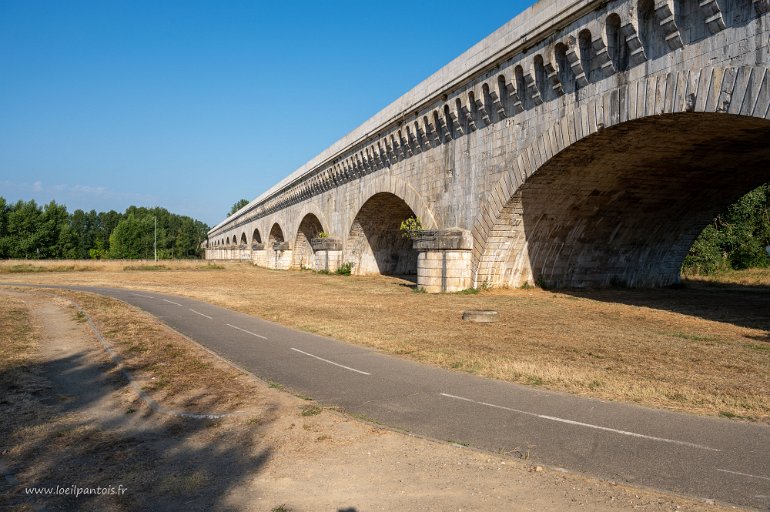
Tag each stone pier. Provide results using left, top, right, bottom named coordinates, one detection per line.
left=311, top=238, right=343, bottom=273
left=414, top=230, right=473, bottom=293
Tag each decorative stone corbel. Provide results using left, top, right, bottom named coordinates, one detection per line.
left=462, top=98, right=477, bottom=131
left=488, top=89, right=507, bottom=118
left=621, top=22, right=647, bottom=66
left=654, top=0, right=684, bottom=49
left=429, top=118, right=441, bottom=145
left=348, top=158, right=359, bottom=178
left=700, top=0, right=726, bottom=33
left=404, top=126, right=416, bottom=155
left=565, top=37, right=588, bottom=88
left=368, top=148, right=379, bottom=172
left=523, top=69, right=543, bottom=105
left=431, top=112, right=448, bottom=143
left=475, top=94, right=493, bottom=122
left=543, top=59, right=565, bottom=95
left=382, top=139, right=392, bottom=164
left=449, top=107, right=465, bottom=136
left=592, top=37, right=615, bottom=77
left=380, top=144, right=389, bottom=168
left=397, top=131, right=409, bottom=157
left=506, top=79, right=525, bottom=113
left=389, top=135, right=400, bottom=161
left=415, top=122, right=428, bottom=149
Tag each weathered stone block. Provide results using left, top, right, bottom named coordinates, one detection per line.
left=310, top=237, right=343, bottom=251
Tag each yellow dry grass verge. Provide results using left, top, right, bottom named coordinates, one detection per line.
left=0, top=259, right=224, bottom=274
left=1, top=260, right=768, bottom=422
left=41, top=288, right=267, bottom=414
left=684, top=266, right=770, bottom=287
left=0, top=295, right=35, bottom=371
left=0, top=294, right=46, bottom=423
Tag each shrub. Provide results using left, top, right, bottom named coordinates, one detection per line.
left=400, top=216, right=423, bottom=239
left=682, top=183, right=769, bottom=275
left=336, top=262, right=353, bottom=275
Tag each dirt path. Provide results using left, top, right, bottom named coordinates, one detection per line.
left=0, top=290, right=732, bottom=511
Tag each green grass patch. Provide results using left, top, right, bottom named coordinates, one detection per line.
left=123, top=264, right=169, bottom=271
left=670, top=332, right=721, bottom=343
left=194, top=263, right=225, bottom=270
left=718, top=410, right=754, bottom=420
left=0, top=264, right=96, bottom=273
left=301, top=405, right=322, bottom=417
left=335, top=262, right=353, bottom=276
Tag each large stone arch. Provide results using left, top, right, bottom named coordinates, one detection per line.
left=268, top=223, right=285, bottom=246
left=290, top=203, right=331, bottom=239
left=251, top=227, right=263, bottom=247
left=293, top=213, right=325, bottom=269
left=473, top=65, right=770, bottom=288
left=344, top=192, right=420, bottom=276
left=344, top=174, right=438, bottom=236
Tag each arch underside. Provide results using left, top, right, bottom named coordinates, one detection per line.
left=252, top=228, right=262, bottom=246
left=269, top=224, right=284, bottom=245
left=481, top=113, right=770, bottom=288
left=294, top=214, right=323, bottom=269
left=345, top=193, right=417, bottom=276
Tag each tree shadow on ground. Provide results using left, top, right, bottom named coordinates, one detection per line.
left=558, top=280, right=770, bottom=342
left=0, top=350, right=273, bottom=512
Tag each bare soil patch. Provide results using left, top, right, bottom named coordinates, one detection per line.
left=0, top=289, right=733, bottom=511
left=0, top=259, right=768, bottom=422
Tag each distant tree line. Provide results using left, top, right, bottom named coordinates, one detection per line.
left=683, top=184, right=770, bottom=274
left=0, top=198, right=209, bottom=260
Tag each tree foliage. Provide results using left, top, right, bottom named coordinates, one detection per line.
left=228, top=199, right=249, bottom=216
left=683, top=184, right=770, bottom=274
left=0, top=198, right=209, bottom=260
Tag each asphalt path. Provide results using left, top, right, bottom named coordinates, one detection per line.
left=19, top=285, right=770, bottom=509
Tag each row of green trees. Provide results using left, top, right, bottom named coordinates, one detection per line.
left=683, top=184, right=770, bottom=274
left=0, top=198, right=209, bottom=260
left=0, top=186, right=766, bottom=269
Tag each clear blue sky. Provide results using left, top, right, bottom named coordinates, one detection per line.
left=0, top=0, right=529, bottom=227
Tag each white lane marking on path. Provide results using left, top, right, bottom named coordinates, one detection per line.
left=226, top=323, right=268, bottom=340
left=189, top=309, right=212, bottom=320
left=131, top=293, right=155, bottom=299
left=440, top=393, right=720, bottom=452
left=162, top=299, right=183, bottom=306
left=716, top=469, right=770, bottom=482
left=290, top=348, right=371, bottom=376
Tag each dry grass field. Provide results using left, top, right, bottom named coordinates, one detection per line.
left=1, top=259, right=768, bottom=422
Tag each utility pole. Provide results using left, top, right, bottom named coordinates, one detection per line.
left=154, top=216, right=157, bottom=262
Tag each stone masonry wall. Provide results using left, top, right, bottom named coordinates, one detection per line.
left=206, top=0, right=770, bottom=289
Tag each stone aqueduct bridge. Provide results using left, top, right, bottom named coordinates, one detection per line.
left=206, top=0, right=770, bottom=292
